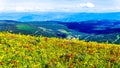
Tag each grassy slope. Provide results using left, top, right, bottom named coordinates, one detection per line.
left=16, top=24, right=35, bottom=31
left=0, top=32, right=120, bottom=68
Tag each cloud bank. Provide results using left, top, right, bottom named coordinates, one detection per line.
left=0, top=0, right=119, bottom=12
left=79, top=2, right=95, bottom=8
left=0, top=1, right=95, bottom=12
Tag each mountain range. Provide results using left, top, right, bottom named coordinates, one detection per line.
left=0, top=12, right=120, bottom=22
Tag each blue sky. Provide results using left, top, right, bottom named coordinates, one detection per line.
left=0, top=0, right=120, bottom=12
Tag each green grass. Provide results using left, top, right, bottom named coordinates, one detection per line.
left=0, top=32, right=120, bottom=68
left=16, top=24, right=34, bottom=31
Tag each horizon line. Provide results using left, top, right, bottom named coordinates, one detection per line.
left=0, top=11, right=120, bottom=13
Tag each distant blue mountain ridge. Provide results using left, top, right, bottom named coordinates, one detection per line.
left=0, top=12, right=120, bottom=22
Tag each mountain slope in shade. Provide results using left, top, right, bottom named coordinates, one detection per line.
left=59, top=20, right=120, bottom=34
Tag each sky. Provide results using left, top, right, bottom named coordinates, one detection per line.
left=0, top=0, right=120, bottom=12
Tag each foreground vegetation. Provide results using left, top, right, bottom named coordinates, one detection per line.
left=0, top=32, right=120, bottom=68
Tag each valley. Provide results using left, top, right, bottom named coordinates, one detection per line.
left=0, top=20, right=120, bottom=44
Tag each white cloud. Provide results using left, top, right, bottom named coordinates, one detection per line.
left=79, top=2, right=95, bottom=8
left=0, top=0, right=120, bottom=12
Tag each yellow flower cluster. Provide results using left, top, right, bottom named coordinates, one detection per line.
left=0, top=32, right=120, bottom=68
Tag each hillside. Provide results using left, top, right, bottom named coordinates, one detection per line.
left=0, top=32, right=120, bottom=68
left=0, top=20, right=120, bottom=44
